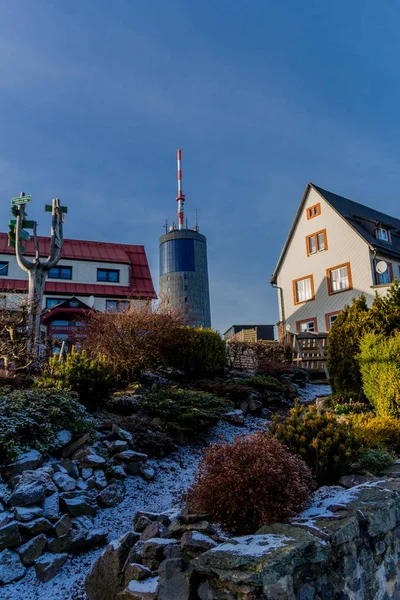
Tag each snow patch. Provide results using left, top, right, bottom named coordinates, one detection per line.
left=128, top=576, right=159, bottom=593
left=210, top=534, right=293, bottom=557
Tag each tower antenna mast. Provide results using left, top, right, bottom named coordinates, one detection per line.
left=176, top=149, right=185, bottom=230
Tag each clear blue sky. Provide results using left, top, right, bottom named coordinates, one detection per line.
left=0, top=0, right=399, bottom=334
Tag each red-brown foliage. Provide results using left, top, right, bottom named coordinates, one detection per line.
left=186, top=432, right=315, bottom=534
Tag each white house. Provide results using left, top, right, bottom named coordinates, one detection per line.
left=271, top=183, right=400, bottom=338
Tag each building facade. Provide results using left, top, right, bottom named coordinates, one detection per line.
left=0, top=234, right=156, bottom=350
left=271, top=183, right=400, bottom=337
left=159, top=228, right=211, bottom=328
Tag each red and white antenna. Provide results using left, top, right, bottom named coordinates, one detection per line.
left=176, top=149, right=185, bottom=230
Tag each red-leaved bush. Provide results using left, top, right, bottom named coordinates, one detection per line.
left=186, top=432, right=315, bottom=534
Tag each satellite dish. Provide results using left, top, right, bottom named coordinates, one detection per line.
left=376, top=260, right=388, bottom=274
left=88, top=295, right=95, bottom=308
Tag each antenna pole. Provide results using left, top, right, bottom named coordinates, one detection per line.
left=176, top=149, right=185, bottom=230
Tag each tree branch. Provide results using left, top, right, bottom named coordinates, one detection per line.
left=15, top=204, right=33, bottom=272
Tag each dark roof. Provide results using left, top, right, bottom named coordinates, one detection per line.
left=271, top=183, right=400, bottom=282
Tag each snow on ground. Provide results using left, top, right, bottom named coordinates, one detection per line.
left=209, top=533, right=294, bottom=557
left=2, top=382, right=329, bottom=600
left=296, top=381, right=331, bottom=403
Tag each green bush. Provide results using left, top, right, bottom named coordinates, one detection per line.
left=36, top=348, right=117, bottom=411
left=0, top=388, right=91, bottom=462
left=351, top=448, right=395, bottom=475
left=232, top=375, right=283, bottom=392
left=359, top=332, right=400, bottom=418
left=327, top=281, right=400, bottom=402
left=171, top=327, right=226, bottom=380
left=139, top=388, right=230, bottom=440
left=271, top=403, right=358, bottom=484
left=349, top=412, right=400, bottom=452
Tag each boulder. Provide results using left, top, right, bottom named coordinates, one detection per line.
left=157, top=558, right=194, bottom=600
left=76, top=477, right=89, bottom=491
left=53, top=471, right=77, bottom=492
left=9, top=468, right=57, bottom=506
left=98, top=482, right=125, bottom=508
left=48, top=527, right=108, bottom=553
left=124, top=563, right=152, bottom=584
left=133, top=511, right=171, bottom=530
left=54, top=514, right=73, bottom=537
left=54, top=429, right=73, bottom=448
left=114, top=450, right=148, bottom=463
left=62, top=493, right=97, bottom=517
left=6, top=450, right=43, bottom=477
left=0, top=549, right=26, bottom=584
left=118, top=577, right=159, bottom=599
left=108, top=440, right=129, bottom=455
left=139, top=465, right=155, bottom=482
left=134, top=516, right=153, bottom=533
left=85, top=531, right=139, bottom=600
left=338, top=474, right=377, bottom=488
left=0, top=520, right=21, bottom=550
left=60, top=458, right=80, bottom=479
left=78, top=453, right=107, bottom=469
left=35, top=552, right=68, bottom=582
left=180, top=531, right=218, bottom=558
left=0, top=511, right=14, bottom=528
left=14, top=505, right=43, bottom=523
left=197, top=582, right=236, bottom=600
left=141, top=538, right=179, bottom=570
left=166, top=520, right=216, bottom=538
left=42, top=493, right=61, bottom=522
left=94, top=469, right=108, bottom=489
left=17, top=533, right=47, bottom=566
left=140, top=521, right=166, bottom=542
left=20, top=517, right=52, bottom=536
left=82, top=467, right=93, bottom=480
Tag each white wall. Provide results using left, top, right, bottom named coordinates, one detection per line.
left=276, top=187, right=375, bottom=332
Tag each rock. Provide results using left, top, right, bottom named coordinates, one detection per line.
left=124, top=563, right=152, bottom=584
left=35, top=552, right=67, bottom=582
left=248, top=398, right=263, bottom=412
left=8, top=473, right=22, bottom=490
left=94, top=469, right=108, bottom=489
left=139, top=465, right=155, bottom=481
left=339, top=474, right=377, bottom=488
left=178, top=507, right=210, bottom=525
left=54, top=514, right=73, bottom=537
left=118, top=577, right=159, bottom=599
left=0, top=521, right=21, bottom=550
left=157, top=558, right=194, bottom=600
left=62, top=432, right=91, bottom=458
left=47, top=527, right=108, bottom=553
left=55, top=429, right=73, bottom=448
left=109, top=440, right=129, bottom=455
left=197, top=582, right=235, bottom=600
left=180, top=531, right=217, bottom=558
left=114, top=450, right=148, bottom=463
left=60, top=458, right=80, bottom=479
left=0, top=549, right=26, bottom=584
left=141, top=538, right=180, bottom=570
left=6, top=450, right=43, bottom=477
left=140, top=521, right=166, bottom=542
left=78, top=453, right=107, bottom=468
left=85, top=531, right=139, bottom=600
left=72, top=515, right=94, bottom=530
left=43, top=493, right=61, bottom=522
left=14, top=505, right=43, bottom=522
left=126, top=462, right=140, bottom=475
left=20, top=517, right=52, bottom=536
left=163, top=544, right=182, bottom=559
left=17, top=533, right=47, bottom=566
left=76, top=477, right=89, bottom=491
left=82, top=467, right=93, bottom=480
left=112, top=465, right=127, bottom=478
left=9, top=468, right=57, bottom=506
left=134, top=516, right=153, bottom=533
left=0, top=511, right=15, bottom=528
left=98, top=482, right=125, bottom=508
left=62, top=493, right=97, bottom=517
left=222, top=409, right=245, bottom=426
left=53, top=471, right=77, bottom=492
left=87, top=476, right=98, bottom=490
left=112, top=424, right=134, bottom=448
left=167, top=520, right=216, bottom=538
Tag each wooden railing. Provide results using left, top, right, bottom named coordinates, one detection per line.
left=285, top=332, right=329, bottom=378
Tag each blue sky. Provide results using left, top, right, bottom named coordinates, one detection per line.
left=1, top=0, right=400, bottom=334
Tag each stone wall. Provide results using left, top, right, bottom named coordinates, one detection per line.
left=86, top=477, right=400, bottom=600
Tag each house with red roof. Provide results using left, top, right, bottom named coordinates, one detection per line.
left=0, top=234, right=156, bottom=351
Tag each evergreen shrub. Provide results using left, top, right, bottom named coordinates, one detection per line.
left=0, top=388, right=91, bottom=462
left=350, top=412, right=400, bottom=452
left=358, top=332, right=400, bottom=418
left=139, top=388, right=230, bottom=440
left=351, top=447, right=395, bottom=475
left=232, top=375, right=283, bottom=392
left=37, top=347, right=117, bottom=411
left=187, top=432, right=314, bottom=534
left=271, top=403, right=358, bottom=484
left=171, top=327, right=226, bottom=379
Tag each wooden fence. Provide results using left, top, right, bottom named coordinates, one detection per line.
left=285, top=332, right=329, bottom=378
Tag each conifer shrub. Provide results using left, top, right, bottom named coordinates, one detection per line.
left=171, top=327, right=226, bottom=379
left=37, top=347, right=117, bottom=411
left=351, top=448, right=395, bottom=475
left=358, top=332, right=400, bottom=418
left=232, top=375, right=283, bottom=392
left=186, top=432, right=314, bottom=534
left=139, top=388, right=230, bottom=440
left=271, top=403, right=358, bottom=484
left=350, top=412, right=400, bottom=452
left=197, top=380, right=252, bottom=404
left=0, top=388, right=91, bottom=462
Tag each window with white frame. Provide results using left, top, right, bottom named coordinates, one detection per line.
left=294, top=276, right=313, bottom=303
left=299, top=320, right=315, bottom=332
left=329, top=265, right=350, bottom=293
left=376, top=227, right=390, bottom=242
left=328, top=314, right=339, bottom=328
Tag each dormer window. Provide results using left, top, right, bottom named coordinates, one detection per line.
left=376, top=227, right=390, bottom=242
